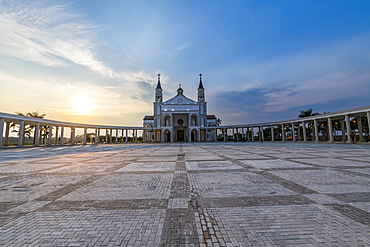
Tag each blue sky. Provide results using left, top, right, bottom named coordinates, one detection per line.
left=0, top=0, right=369, bottom=125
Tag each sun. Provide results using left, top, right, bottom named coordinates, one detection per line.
left=70, top=94, right=95, bottom=115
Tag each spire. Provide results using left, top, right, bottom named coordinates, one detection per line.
left=156, top=73, right=162, bottom=90
left=198, top=73, right=204, bottom=89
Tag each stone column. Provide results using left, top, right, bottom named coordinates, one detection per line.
left=281, top=124, right=286, bottom=142
left=251, top=128, right=254, bottom=141
left=271, top=125, right=274, bottom=142
left=4, top=122, right=10, bottom=146
left=247, top=128, right=250, bottom=141
left=340, top=119, right=345, bottom=142
left=345, top=115, right=351, bottom=143
left=297, top=124, right=301, bottom=141
left=116, top=128, right=119, bottom=143
left=357, top=117, right=363, bottom=142
left=125, top=129, right=128, bottom=143
left=261, top=127, right=264, bottom=141
left=144, top=129, right=147, bottom=142
left=198, top=129, right=201, bottom=142
left=302, top=122, right=307, bottom=142
left=60, top=126, right=64, bottom=145
left=95, top=128, right=98, bottom=144
left=161, top=129, right=164, bottom=142
left=109, top=129, right=113, bottom=143
left=55, top=126, right=59, bottom=145
left=17, top=121, right=25, bottom=147
left=121, top=130, right=124, bottom=143
left=39, top=126, right=43, bottom=145
left=314, top=119, right=319, bottom=142
left=134, top=130, right=137, bottom=142
left=105, top=129, right=108, bottom=143
left=96, top=129, right=99, bottom=143
left=328, top=118, right=334, bottom=142
left=292, top=123, right=296, bottom=142
left=34, top=122, right=40, bottom=146
left=367, top=112, right=370, bottom=139
left=258, top=127, right=261, bottom=141
left=83, top=127, right=87, bottom=145
left=0, top=118, right=4, bottom=148
left=232, top=128, right=235, bottom=140
left=71, top=127, right=75, bottom=145
left=223, top=128, right=226, bottom=141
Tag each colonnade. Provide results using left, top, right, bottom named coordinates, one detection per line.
left=217, top=108, right=370, bottom=143
left=0, top=112, right=151, bottom=148
left=1, top=106, right=370, bottom=148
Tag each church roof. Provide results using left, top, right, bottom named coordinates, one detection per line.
left=163, top=94, right=197, bottom=104
left=207, top=115, right=217, bottom=119
left=143, top=115, right=154, bottom=120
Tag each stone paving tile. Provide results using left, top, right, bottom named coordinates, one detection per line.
left=186, top=161, right=244, bottom=171
left=222, top=154, right=271, bottom=160
left=7, top=200, right=51, bottom=212
left=1, top=174, right=88, bottom=202
left=38, top=199, right=168, bottom=211
left=0, top=142, right=370, bottom=246
left=188, top=171, right=296, bottom=197
left=57, top=173, right=173, bottom=201
left=270, top=169, right=370, bottom=193
left=185, top=155, right=225, bottom=161
left=41, top=162, right=120, bottom=173
left=240, top=159, right=313, bottom=169
left=0, top=209, right=166, bottom=246
left=195, top=195, right=315, bottom=208
left=167, top=198, right=189, bottom=209
left=200, top=205, right=370, bottom=246
left=0, top=163, right=74, bottom=173
left=289, top=157, right=370, bottom=167
left=302, top=193, right=344, bottom=205
left=328, top=192, right=370, bottom=203
left=116, top=162, right=176, bottom=172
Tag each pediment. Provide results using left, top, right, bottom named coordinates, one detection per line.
left=163, top=94, right=197, bottom=104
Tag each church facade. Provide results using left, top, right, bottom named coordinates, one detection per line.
left=143, top=74, right=217, bottom=142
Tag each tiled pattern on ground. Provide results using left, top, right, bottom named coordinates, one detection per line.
left=0, top=142, right=370, bottom=246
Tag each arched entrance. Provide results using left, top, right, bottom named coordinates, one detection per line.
left=191, top=129, right=198, bottom=142
left=164, top=129, right=171, bottom=142
left=177, top=129, right=185, bottom=141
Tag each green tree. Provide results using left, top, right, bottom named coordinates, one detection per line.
left=217, top=118, right=222, bottom=126
left=298, top=108, right=320, bottom=118
left=11, top=111, right=47, bottom=144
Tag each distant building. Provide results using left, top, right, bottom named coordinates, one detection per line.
left=143, top=74, right=217, bottom=142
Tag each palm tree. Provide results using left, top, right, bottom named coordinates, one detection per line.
left=298, top=109, right=321, bottom=141
left=11, top=111, right=47, bottom=145
left=217, top=118, right=222, bottom=126
left=298, top=109, right=320, bottom=118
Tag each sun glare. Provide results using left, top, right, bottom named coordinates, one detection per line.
left=70, top=94, right=95, bottom=115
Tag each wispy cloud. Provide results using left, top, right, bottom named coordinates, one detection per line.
left=176, top=43, right=191, bottom=52
left=0, top=1, right=116, bottom=76
left=210, top=34, right=370, bottom=123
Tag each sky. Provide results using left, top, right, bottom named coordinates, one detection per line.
left=0, top=0, right=370, bottom=126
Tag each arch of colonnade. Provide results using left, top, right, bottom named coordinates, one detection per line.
left=1, top=105, right=370, bottom=148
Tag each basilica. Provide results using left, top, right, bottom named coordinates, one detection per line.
left=143, top=74, right=217, bottom=142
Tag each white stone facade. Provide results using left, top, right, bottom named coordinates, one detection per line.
left=143, top=74, right=217, bottom=142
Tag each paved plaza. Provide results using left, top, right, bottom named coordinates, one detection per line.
left=1, top=142, right=370, bottom=246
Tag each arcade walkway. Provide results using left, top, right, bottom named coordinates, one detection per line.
left=1, top=142, right=370, bottom=246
